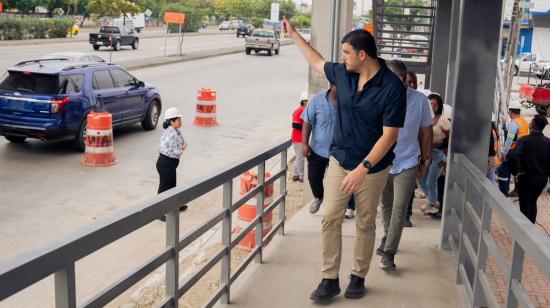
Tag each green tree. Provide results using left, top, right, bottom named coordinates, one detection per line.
left=290, top=13, right=310, bottom=28
left=5, top=0, right=42, bottom=13
left=87, top=0, right=140, bottom=17
left=163, top=0, right=210, bottom=32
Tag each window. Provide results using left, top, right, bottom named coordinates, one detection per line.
left=92, top=70, right=115, bottom=90
left=59, top=74, right=85, bottom=94
left=110, top=69, right=135, bottom=87
left=253, top=31, right=275, bottom=38
left=0, top=72, right=60, bottom=94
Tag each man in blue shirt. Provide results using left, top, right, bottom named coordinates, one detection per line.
left=282, top=18, right=407, bottom=303
left=377, top=60, right=433, bottom=271
left=302, top=86, right=356, bottom=218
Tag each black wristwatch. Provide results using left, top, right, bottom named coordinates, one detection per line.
left=362, top=160, right=372, bottom=172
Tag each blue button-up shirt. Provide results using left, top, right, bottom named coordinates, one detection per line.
left=390, top=88, right=433, bottom=174
left=301, top=90, right=337, bottom=158
left=324, top=61, right=407, bottom=172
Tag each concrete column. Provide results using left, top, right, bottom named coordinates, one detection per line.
left=308, top=0, right=354, bottom=95
left=429, top=0, right=452, bottom=99
left=440, top=0, right=505, bottom=250
left=443, top=0, right=462, bottom=106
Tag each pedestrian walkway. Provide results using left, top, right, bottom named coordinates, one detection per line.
left=485, top=192, right=550, bottom=307
left=220, top=200, right=464, bottom=307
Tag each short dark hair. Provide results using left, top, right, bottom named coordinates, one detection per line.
left=387, top=60, right=408, bottom=81
left=531, top=115, right=548, bottom=131
left=509, top=108, right=521, bottom=115
left=428, top=93, right=444, bottom=115
left=341, top=30, right=378, bottom=59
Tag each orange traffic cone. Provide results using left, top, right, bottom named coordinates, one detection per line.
left=193, top=87, right=219, bottom=126
left=81, top=112, right=117, bottom=167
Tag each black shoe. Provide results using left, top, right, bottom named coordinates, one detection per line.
left=404, top=219, right=413, bottom=227
left=310, top=278, right=340, bottom=304
left=429, top=211, right=442, bottom=220
left=344, top=274, right=366, bottom=299
left=380, top=253, right=396, bottom=271
left=376, top=236, right=386, bottom=256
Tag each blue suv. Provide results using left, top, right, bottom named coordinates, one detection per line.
left=0, top=60, right=162, bottom=150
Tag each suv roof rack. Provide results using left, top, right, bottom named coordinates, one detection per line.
left=62, top=62, right=115, bottom=71
left=15, top=58, right=69, bottom=67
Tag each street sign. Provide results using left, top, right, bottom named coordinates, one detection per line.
left=164, top=12, right=185, bottom=25
left=144, top=9, right=152, bottom=17
left=271, top=3, right=280, bottom=21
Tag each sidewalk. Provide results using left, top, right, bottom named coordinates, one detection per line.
left=486, top=192, right=550, bottom=307
left=220, top=199, right=464, bottom=307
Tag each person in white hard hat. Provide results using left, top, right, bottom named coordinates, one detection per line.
left=157, top=107, right=188, bottom=221
left=291, top=91, right=309, bottom=182
left=497, top=100, right=529, bottom=197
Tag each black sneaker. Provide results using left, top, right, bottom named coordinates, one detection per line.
left=344, top=274, right=366, bottom=299
left=310, top=278, right=340, bottom=304
left=376, top=236, right=386, bottom=256
left=380, top=253, right=396, bottom=271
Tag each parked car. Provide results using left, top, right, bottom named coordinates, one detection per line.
left=219, top=21, right=230, bottom=31
left=236, top=23, right=254, bottom=37
left=0, top=60, right=161, bottom=150
left=41, top=52, right=106, bottom=63
left=501, top=53, right=541, bottom=76
left=245, top=30, right=281, bottom=56
left=89, top=26, right=139, bottom=51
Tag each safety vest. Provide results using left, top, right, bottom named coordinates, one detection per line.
left=511, top=117, right=529, bottom=150
left=491, top=127, right=501, bottom=167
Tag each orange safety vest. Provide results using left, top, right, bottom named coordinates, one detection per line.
left=511, top=117, right=529, bottom=150
left=491, top=128, right=501, bottom=167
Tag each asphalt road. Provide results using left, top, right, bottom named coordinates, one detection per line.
left=0, top=44, right=308, bottom=307
left=0, top=32, right=244, bottom=72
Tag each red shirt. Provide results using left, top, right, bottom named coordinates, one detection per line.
left=292, top=106, right=304, bottom=143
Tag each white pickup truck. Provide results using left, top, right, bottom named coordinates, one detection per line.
left=245, top=30, right=281, bottom=56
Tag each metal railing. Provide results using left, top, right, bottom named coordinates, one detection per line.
left=0, top=138, right=292, bottom=308
left=444, top=154, right=550, bottom=308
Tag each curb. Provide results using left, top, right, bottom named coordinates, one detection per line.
left=0, top=31, right=234, bottom=47
left=122, top=40, right=294, bottom=71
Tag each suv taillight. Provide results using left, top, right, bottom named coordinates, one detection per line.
left=51, top=97, right=70, bottom=113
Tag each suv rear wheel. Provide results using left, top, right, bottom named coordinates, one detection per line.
left=132, top=39, right=139, bottom=50
left=73, top=118, right=87, bottom=152
left=142, top=100, right=160, bottom=130
left=93, top=45, right=100, bottom=51
left=113, top=40, right=121, bottom=51
left=5, top=136, right=27, bottom=143
left=245, top=48, right=251, bottom=55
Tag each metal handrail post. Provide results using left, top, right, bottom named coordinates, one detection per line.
left=505, top=241, right=526, bottom=308
left=471, top=199, right=493, bottom=307
left=54, top=263, right=76, bottom=308
left=165, top=209, right=180, bottom=307
left=255, top=162, right=266, bottom=263
left=221, top=180, right=233, bottom=304
left=279, top=150, right=287, bottom=235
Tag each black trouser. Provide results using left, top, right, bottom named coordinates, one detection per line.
left=156, top=154, right=179, bottom=194
left=307, top=150, right=330, bottom=199
left=517, top=173, right=547, bottom=223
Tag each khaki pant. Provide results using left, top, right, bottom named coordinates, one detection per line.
left=321, top=157, right=390, bottom=279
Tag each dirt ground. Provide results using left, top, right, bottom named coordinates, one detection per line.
left=117, top=160, right=304, bottom=307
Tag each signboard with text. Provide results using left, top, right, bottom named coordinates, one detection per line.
left=270, top=3, right=279, bottom=21
left=164, top=12, right=185, bottom=25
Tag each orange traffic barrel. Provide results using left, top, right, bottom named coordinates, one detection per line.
left=233, top=171, right=274, bottom=251
left=193, top=87, right=219, bottom=127
left=81, top=112, right=117, bottom=167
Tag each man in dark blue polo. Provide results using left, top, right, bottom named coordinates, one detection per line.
left=282, top=18, right=407, bottom=303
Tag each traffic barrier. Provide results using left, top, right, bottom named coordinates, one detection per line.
left=81, top=112, right=117, bottom=167
left=193, top=87, right=218, bottom=126
left=234, top=171, right=273, bottom=251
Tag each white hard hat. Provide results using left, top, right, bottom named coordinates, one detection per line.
left=164, top=107, right=182, bottom=121
left=508, top=100, right=522, bottom=110
left=443, top=104, right=453, bottom=120
left=418, top=89, right=432, bottom=96
left=300, top=91, right=309, bottom=101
